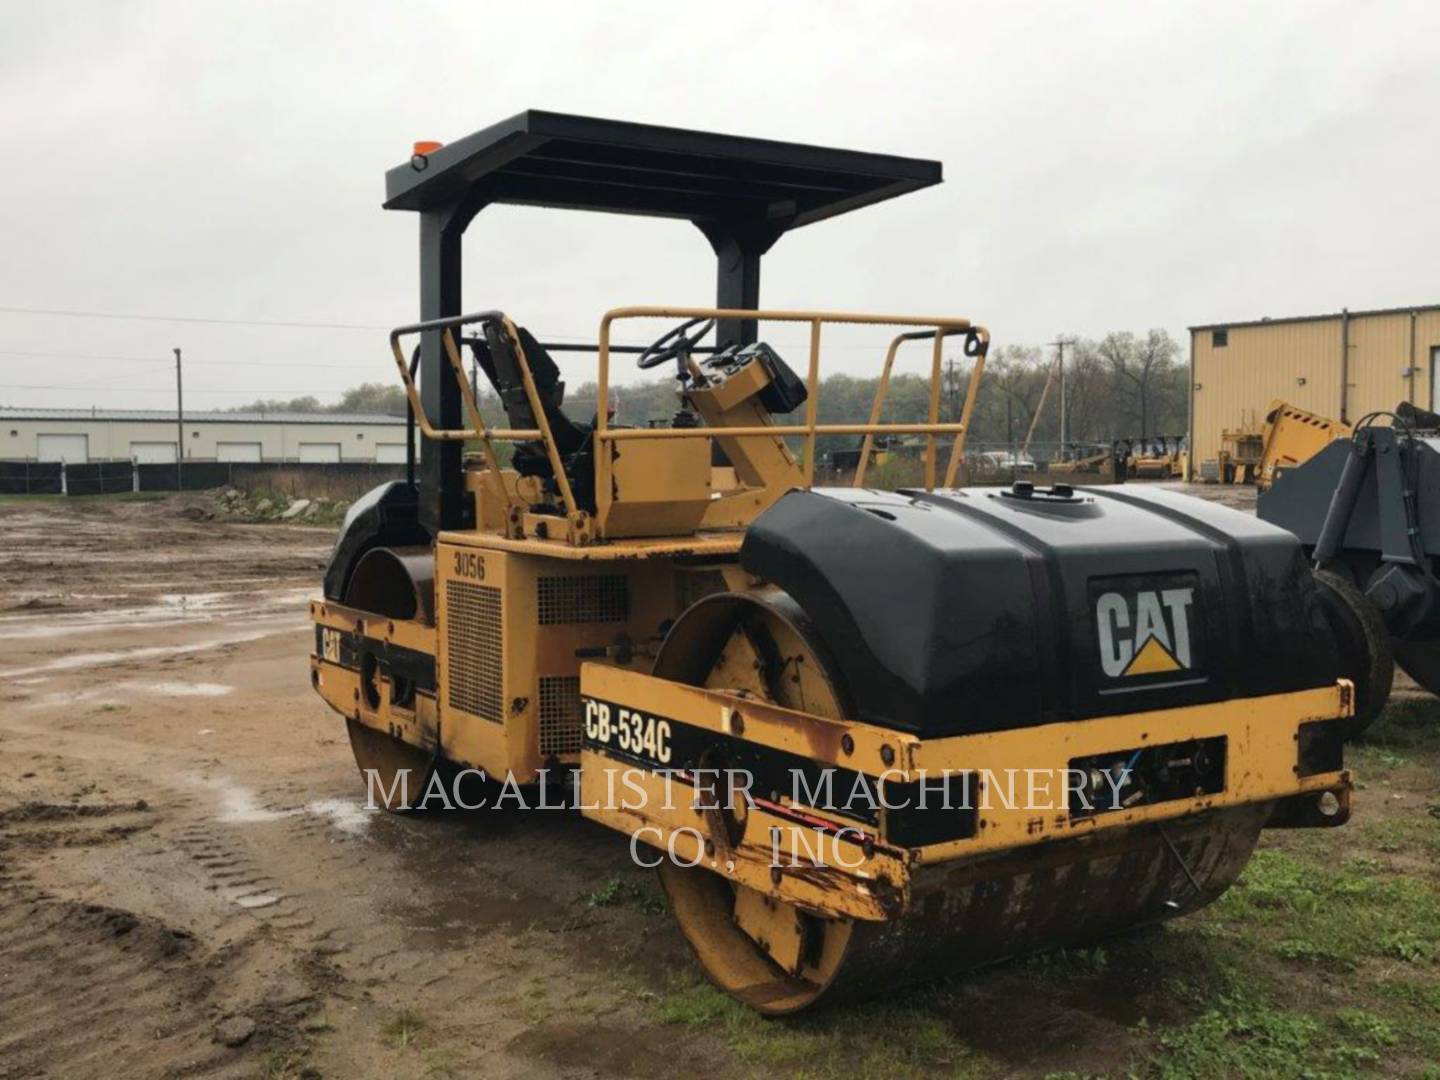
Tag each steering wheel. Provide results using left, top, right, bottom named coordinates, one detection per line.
left=636, top=317, right=715, bottom=371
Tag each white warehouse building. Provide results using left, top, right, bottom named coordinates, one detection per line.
left=0, top=407, right=416, bottom=464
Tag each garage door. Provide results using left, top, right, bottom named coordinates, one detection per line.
left=217, top=442, right=263, bottom=463
left=130, top=441, right=177, bottom=464
left=375, top=443, right=409, bottom=464
left=298, top=443, right=341, bottom=463
left=37, top=434, right=89, bottom=463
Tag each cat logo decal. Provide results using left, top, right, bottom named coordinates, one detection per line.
left=1095, top=587, right=1195, bottom=678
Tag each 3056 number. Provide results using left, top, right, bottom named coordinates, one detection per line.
left=452, top=551, right=486, bottom=580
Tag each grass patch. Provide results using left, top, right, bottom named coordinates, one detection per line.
left=259, top=1046, right=313, bottom=1080
left=579, top=874, right=666, bottom=914
left=1150, top=988, right=1320, bottom=1079
left=656, top=978, right=995, bottom=1078
left=382, top=1007, right=425, bottom=1050
left=1213, top=847, right=1440, bottom=970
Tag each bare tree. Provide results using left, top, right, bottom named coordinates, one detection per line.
left=1095, top=329, right=1181, bottom=440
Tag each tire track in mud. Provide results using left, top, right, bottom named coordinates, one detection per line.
left=0, top=892, right=225, bottom=1080
left=0, top=498, right=747, bottom=1079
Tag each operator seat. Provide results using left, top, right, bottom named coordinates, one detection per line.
left=471, top=325, right=597, bottom=512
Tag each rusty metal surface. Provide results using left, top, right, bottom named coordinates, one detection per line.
left=818, top=803, right=1269, bottom=1005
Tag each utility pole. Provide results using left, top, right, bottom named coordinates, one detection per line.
left=174, top=347, right=184, bottom=489
left=1049, top=337, right=1076, bottom=446
left=943, top=357, right=962, bottom=422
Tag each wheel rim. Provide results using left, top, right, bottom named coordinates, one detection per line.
left=652, top=590, right=859, bottom=1014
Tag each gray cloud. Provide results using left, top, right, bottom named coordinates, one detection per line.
left=2, top=0, right=1437, bottom=408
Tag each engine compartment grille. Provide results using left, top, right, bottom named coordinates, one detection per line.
left=538, top=675, right=583, bottom=756
left=446, top=580, right=503, bottom=722
left=537, top=575, right=628, bottom=625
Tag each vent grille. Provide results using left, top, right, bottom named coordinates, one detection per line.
left=446, top=580, right=503, bottom=722
left=537, top=575, right=628, bottom=625
left=538, top=675, right=583, bottom=756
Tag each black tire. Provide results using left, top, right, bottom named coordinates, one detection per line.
left=1312, top=568, right=1394, bottom=739
left=1394, top=637, right=1440, bottom=697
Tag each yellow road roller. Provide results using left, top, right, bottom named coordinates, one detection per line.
left=311, top=112, right=1363, bottom=1013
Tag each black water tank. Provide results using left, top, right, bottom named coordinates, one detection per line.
left=741, top=485, right=1337, bottom=736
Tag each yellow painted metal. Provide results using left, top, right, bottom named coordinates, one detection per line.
left=853, top=327, right=982, bottom=487
left=1256, top=400, right=1352, bottom=490
left=594, top=306, right=988, bottom=529
left=386, top=303, right=989, bottom=539
left=601, top=421, right=972, bottom=440
left=603, top=438, right=712, bottom=538
left=852, top=333, right=905, bottom=487
left=436, top=528, right=743, bottom=561
left=310, top=601, right=439, bottom=762
left=804, top=319, right=822, bottom=486
left=502, top=316, right=581, bottom=519
left=311, top=599, right=436, bottom=654
left=947, top=337, right=985, bottom=488
left=907, top=682, right=1349, bottom=860
left=647, top=356, right=802, bottom=534
left=424, top=539, right=702, bottom=782
left=580, top=750, right=904, bottom=924
left=582, top=663, right=907, bottom=769
left=732, top=883, right=810, bottom=974
left=925, top=328, right=943, bottom=489
left=442, top=327, right=514, bottom=511
left=579, top=663, right=1352, bottom=902
left=655, top=853, right=857, bottom=1014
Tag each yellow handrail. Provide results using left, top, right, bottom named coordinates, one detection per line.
left=852, top=327, right=978, bottom=488
left=391, top=305, right=991, bottom=522
left=595, top=307, right=988, bottom=494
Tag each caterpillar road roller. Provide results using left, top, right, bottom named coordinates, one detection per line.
left=310, top=112, right=1364, bottom=1013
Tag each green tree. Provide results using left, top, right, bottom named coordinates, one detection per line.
left=335, top=382, right=409, bottom=417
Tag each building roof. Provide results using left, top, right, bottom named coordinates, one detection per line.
left=1190, top=302, right=1440, bottom=333
left=384, top=109, right=942, bottom=230
left=0, top=407, right=406, bottom=426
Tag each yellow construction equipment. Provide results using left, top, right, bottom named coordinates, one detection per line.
left=1047, top=444, right=1111, bottom=476
left=1256, top=400, right=1352, bottom=490
left=1216, top=412, right=1264, bottom=484
left=310, top=112, right=1361, bottom=1013
left=1129, top=435, right=1187, bottom=480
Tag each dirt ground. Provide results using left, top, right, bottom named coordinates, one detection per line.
left=1, top=486, right=1436, bottom=1079
left=0, top=495, right=730, bottom=1079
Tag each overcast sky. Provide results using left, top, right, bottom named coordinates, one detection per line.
left=2, top=1, right=1437, bottom=411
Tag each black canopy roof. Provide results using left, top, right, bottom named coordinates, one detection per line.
left=383, top=110, right=942, bottom=231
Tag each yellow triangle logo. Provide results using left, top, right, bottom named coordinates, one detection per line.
left=1124, top=635, right=1182, bottom=676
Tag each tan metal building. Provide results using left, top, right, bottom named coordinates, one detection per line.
left=0, top=407, right=415, bottom=464
left=1189, top=304, right=1440, bottom=479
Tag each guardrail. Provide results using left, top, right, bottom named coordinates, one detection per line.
left=390, top=306, right=989, bottom=522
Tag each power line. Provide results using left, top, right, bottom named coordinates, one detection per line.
left=0, top=305, right=642, bottom=342
left=0, top=305, right=931, bottom=351
left=0, top=348, right=381, bottom=370
left=0, top=348, right=167, bottom=364
left=0, top=305, right=387, bottom=331
left=0, top=383, right=341, bottom=396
